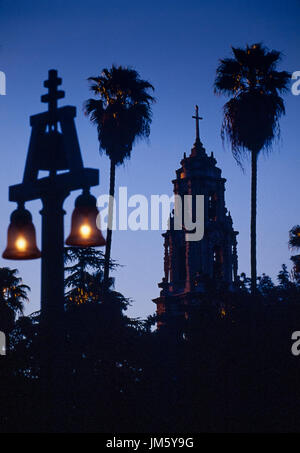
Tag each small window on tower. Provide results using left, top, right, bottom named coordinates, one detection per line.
left=178, top=245, right=186, bottom=281
left=213, top=245, right=223, bottom=279
left=208, top=193, right=217, bottom=221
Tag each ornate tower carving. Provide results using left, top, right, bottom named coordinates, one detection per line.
left=153, top=106, right=238, bottom=332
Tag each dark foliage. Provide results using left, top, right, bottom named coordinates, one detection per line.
left=1, top=262, right=300, bottom=432
left=289, top=226, right=300, bottom=282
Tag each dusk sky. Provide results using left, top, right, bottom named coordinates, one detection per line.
left=0, top=0, right=299, bottom=319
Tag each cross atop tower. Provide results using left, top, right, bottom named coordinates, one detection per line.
left=41, top=69, right=65, bottom=115
left=192, top=105, right=203, bottom=141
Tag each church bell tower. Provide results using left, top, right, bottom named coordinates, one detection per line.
left=153, top=106, right=238, bottom=332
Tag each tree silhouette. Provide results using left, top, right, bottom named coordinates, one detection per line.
left=0, top=267, right=30, bottom=351
left=2, top=260, right=300, bottom=432
left=84, top=66, right=155, bottom=289
left=289, top=225, right=300, bottom=249
left=64, top=246, right=122, bottom=306
left=289, top=225, right=300, bottom=280
left=214, top=43, right=290, bottom=294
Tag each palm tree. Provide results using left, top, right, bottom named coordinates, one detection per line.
left=85, top=65, right=155, bottom=289
left=0, top=267, right=30, bottom=352
left=214, top=43, right=290, bottom=294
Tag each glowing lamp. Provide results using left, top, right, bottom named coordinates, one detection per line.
left=65, top=189, right=106, bottom=247
left=2, top=204, right=41, bottom=260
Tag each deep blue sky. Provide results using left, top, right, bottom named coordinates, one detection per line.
left=0, top=0, right=299, bottom=319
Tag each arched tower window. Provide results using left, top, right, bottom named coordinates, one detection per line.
left=213, top=245, right=223, bottom=279
left=208, top=192, right=217, bottom=221
left=178, top=244, right=186, bottom=281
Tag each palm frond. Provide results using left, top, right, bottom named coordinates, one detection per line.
left=84, top=65, right=155, bottom=165
left=215, top=43, right=290, bottom=159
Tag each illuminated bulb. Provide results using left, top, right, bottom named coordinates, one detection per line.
left=80, top=224, right=91, bottom=239
left=66, top=190, right=106, bottom=247
left=2, top=205, right=41, bottom=260
left=16, top=237, right=27, bottom=251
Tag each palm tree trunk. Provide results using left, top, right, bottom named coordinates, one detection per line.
left=103, top=158, right=116, bottom=290
left=251, top=150, right=257, bottom=295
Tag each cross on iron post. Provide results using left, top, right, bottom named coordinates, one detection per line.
left=41, top=69, right=65, bottom=118
left=192, top=105, right=203, bottom=141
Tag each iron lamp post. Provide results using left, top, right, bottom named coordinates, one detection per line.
left=3, top=69, right=105, bottom=356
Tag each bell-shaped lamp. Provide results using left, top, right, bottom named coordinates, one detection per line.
left=2, top=204, right=41, bottom=260
left=66, top=189, right=106, bottom=247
